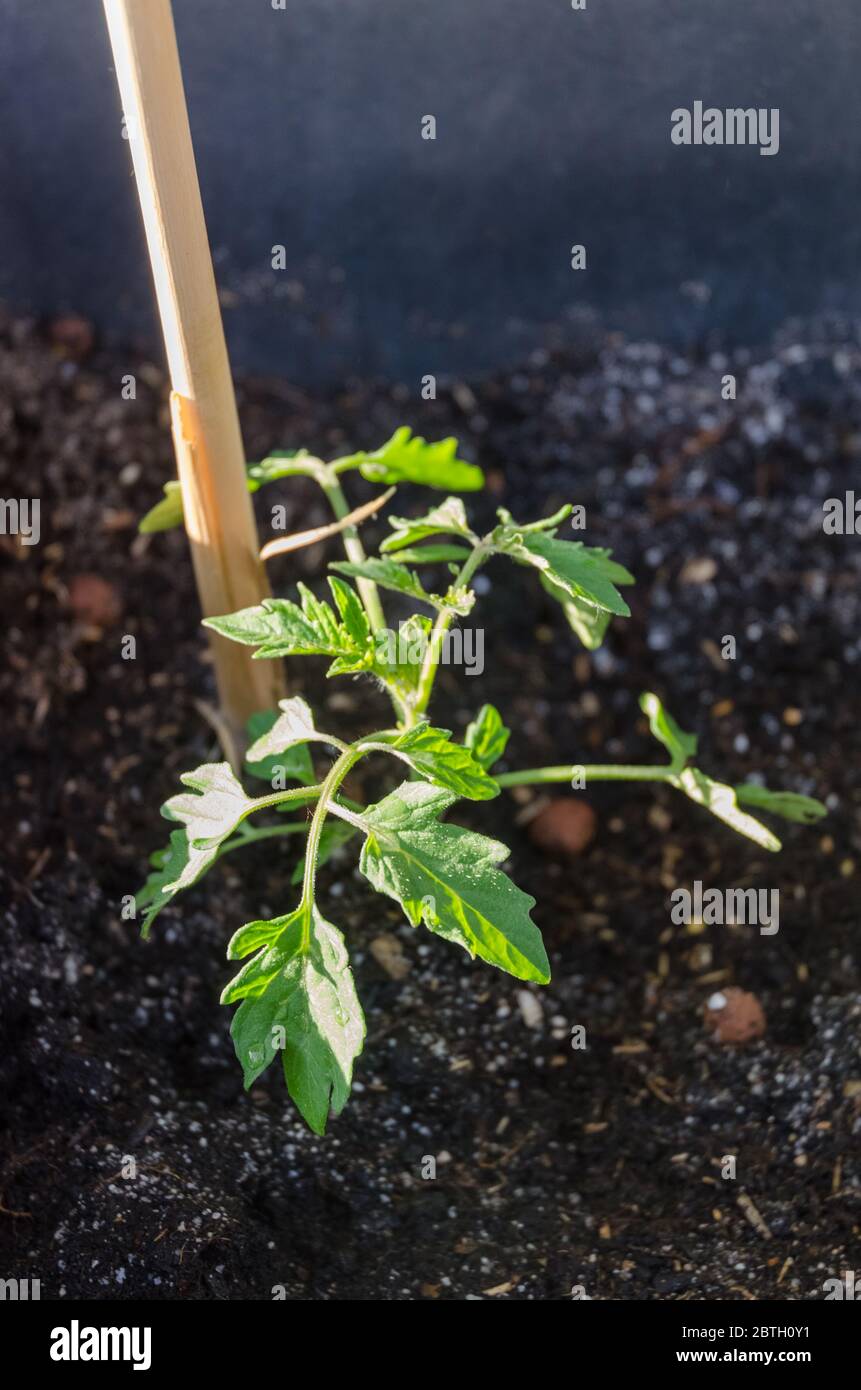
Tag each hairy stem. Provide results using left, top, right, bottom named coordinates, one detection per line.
left=495, top=764, right=676, bottom=788
left=325, top=800, right=367, bottom=832
left=217, top=787, right=366, bottom=861
left=219, top=821, right=310, bottom=856
left=316, top=466, right=387, bottom=633
left=299, top=747, right=363, bottom=943
left=247, top=784, right=323, bottom=816
left=412, top=544, right=488, bottom=720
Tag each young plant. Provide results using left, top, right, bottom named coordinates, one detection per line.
left=137, top=428, right=826, bottom=1134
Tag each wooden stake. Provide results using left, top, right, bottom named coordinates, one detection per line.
left=103, top=0, right=284, bottom=736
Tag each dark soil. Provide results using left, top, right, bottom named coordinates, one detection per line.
left=1, top=308, right=859, bottom=1301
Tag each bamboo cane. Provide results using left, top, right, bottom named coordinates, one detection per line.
left=103, top=0, right=284, bottom=739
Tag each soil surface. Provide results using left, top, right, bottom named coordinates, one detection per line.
left=1, top=308, right=859, bottom=1301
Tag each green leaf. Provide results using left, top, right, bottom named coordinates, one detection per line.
left=204, top=579, right=373, bottom=675
left=734, top=784, right=827, bottom=825
left=515, top=504, right=575, bottom=533
left=540, top=575, right=612, bottom=650
left=522, top=535, right=632, bottom=617
left=330, top=557, right=473, bottom=615
left=376, top=723, right=499, bottom=801
left=358, top=781, right=549, bottom=983
left=464, top=704, right=511, bottom=772
left=138, top=480, right=184, bottom=534
left=493, top=521, right=634, bottom=618
left=246, top=696, right=318, bottom=764
left=371, top=615, right=433, bottom=698
left=244, top=710, right=315, bottom=787
left=674, top=767, right=782, bottom=852
left=246, top=450, right=313, bottom=487
left=640, top=692, right=699, bottom=770
left=638, top=695, right=803, bottom=850
left=135, top=828, right=217, bottom=939
left=328, top=575, right=370, bottom=647
left=223, top=905, right=365, bottom=1135
left=226, top=910, right=295, bottom=964
left=163, top=762, right=255, bottom=849
left=380, top=496, right=476, bottom=553
left=142, top=438, right=482, bottom=534
left=204, top=598, right=322, bottom=654
left=344, top=427, right=484, bottom=492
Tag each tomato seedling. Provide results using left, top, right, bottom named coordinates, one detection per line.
left=137, top=429, right=826, bottom=1133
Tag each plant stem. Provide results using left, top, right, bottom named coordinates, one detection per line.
left=325, top=801, right=367, bottom=832
left=412, top=544, right=488, bottom=720
left=495, top=764, right=676, bottom=788
left=248, top=784, right=324, bottom=815
left=217, top=786, right=366, bottom=861
left=218, top=821, right=310, bottom=856
left=299, top=747, right=362, bottom=944
left=316, top=466, right=387, bottom=633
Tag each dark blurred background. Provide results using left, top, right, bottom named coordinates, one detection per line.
left=1, top=0, right=859, bottom=382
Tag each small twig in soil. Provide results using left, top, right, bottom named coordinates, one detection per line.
left=194, top=698, right=244, bottom=775
left=0, top=1197, right=32, bottom=1218
left=736, top=1191, right=772, bottom=1240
